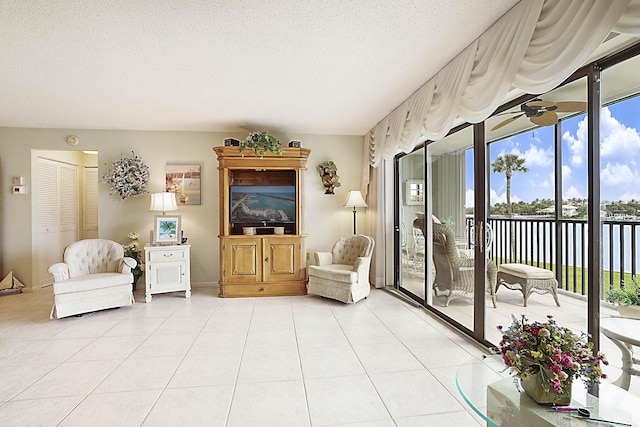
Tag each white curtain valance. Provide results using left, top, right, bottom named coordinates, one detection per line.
left=366, top=0, right=640, bottom=168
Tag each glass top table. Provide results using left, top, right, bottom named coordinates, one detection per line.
left=456, top=356, right=639, bottom=427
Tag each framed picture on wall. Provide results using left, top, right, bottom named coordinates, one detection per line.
left=166, top=164, right=201, bottom=205
left=404, top=180, right=424, bottom=205
left=153, top=215, right=182, bottom=245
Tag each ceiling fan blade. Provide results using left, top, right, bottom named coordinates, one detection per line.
left=530, top=111, right=558, bottom=127
left=553, top=101, right=587, bottom=112
left=526, top=100, right=555, bottom=108
left=494, top=110, right=521, bottom=117
left=491, top=114, right=524, bottom=131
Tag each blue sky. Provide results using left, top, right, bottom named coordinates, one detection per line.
left=466, top=97, right=640, bottom=207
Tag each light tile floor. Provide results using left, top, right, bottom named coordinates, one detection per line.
left=1, top=285, right=491, bottom=426
left=399, top=272, right=640, bottom=399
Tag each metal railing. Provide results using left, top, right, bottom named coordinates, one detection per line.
left=464, top=217, right=640, bottom=296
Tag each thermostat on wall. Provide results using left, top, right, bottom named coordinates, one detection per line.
left=13, top=186, right=27, bottom=195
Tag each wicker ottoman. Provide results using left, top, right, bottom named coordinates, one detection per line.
left=496, top=263, right=560, bottom=307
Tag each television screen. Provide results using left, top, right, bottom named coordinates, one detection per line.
left=230, top=185, right=296, bottom=223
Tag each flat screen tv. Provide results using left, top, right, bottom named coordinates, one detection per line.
left=230, top=185, right=296, bottom=224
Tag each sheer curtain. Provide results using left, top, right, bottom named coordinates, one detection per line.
left=363, top=0, right=640, bottom=288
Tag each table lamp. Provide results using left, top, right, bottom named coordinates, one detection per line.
left=344, top=190, right=367, bottom=234
left=149, top=192, right=178, bottom=215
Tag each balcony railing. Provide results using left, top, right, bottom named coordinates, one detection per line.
left=464, top=217, right=640, bottom=297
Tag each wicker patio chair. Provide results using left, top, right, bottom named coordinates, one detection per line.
left=432, top=222, right=497, bottom=307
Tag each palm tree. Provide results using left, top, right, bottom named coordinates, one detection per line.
left=491, top=154, right=528, bottom=218
left=492, top=154, right=528, bottom=260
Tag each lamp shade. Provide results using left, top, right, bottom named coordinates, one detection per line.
left=344, top=190, right=367, bottom=208
left=149, top=192, right=177, bottom=213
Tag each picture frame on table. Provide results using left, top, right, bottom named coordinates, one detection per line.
left=153, top=215, right=182, bottom=245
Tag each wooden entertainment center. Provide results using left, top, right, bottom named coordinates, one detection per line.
left=213, top=146, right=311, bottom=297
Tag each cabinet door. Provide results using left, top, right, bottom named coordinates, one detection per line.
left=224, top=238, right=261, bottom=283
left=149, top=261, right=186, bottom=292
left=263, top=237, right=302, bottom=282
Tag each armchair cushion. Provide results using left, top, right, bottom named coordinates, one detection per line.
left=53, top=272, right=134, bottom=294
left=308, top=264, right=356, bottom=283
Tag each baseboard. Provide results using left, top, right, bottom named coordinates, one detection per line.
left=191, top=281, right=219, bottom=289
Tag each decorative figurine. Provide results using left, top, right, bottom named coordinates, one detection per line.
left=317, top=160, right=341, bottom=194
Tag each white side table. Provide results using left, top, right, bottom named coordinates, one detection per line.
left=144, top=244, right=191, bottom=303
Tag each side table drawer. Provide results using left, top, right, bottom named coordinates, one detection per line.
left=149, top=248, right=187, bottom=262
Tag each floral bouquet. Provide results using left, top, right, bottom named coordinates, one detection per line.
left=497, top=315, right=607, bottom=397
left=122, top=231, right=144, bottom=287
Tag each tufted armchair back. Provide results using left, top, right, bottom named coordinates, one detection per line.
left=331, top=235, right=374, bottom=265
left=64, top=239, right=125, bottom=278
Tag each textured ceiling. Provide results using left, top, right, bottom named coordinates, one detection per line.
left=0, top=0, right=519, bottom=135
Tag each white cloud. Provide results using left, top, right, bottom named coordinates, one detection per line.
left=502, top=144, right=552, bottom=168
left=600, top=107, right=640, bottom=161
left=562, top=165, right=572, bottom=180
left=562, top=119, right=586, bottom=166
left=619, top=191, right=640, bottom=202
left=601, top=162, right=637, bottom=186
left=564, top=185, right=584, bottom=199
left=490, top=188, right=506, bottom=205
left=521, top=143, right=553, bottom=167
left=466, top=188, right=474, bottom=208
left=563, top=107, right=640, bottom=168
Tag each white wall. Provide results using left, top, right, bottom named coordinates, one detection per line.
left=0, top=127, right=365, bottom=289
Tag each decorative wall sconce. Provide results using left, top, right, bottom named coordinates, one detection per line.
left=317, top=160, right=341, bottom=194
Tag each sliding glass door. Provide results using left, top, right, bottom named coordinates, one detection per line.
left=394, top=43, right=640, bottom=356
left=397, top=148, right=426, bottom=301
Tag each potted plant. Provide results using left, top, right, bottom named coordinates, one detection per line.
left=122, top=232, right=144, bottom=289
left=497, top=315, right=607, bottom=405
left=239, top=131, right=283, bottom=157
left=606, top=276, right=640, bottom=318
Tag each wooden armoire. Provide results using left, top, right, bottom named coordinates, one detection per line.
left=213, top=146, right=310, bottom=297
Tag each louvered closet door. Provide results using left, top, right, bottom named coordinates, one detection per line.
left=83, top=167, right=98, bottom=238
left=35, top=158, right=78, bottom=286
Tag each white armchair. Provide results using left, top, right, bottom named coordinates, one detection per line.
left=307, top=234, right=375, bottom=303
left=48, top=239, right=137, bottom=319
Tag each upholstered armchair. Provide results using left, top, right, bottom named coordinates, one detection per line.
left=48, top=239, right=137, bottom=319
left=307, top=234, right=375, bottom=304
left=432, top=222, right=497, bottom=307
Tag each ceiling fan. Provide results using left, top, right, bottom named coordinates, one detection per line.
left=491, top=99, right=587, bottom=131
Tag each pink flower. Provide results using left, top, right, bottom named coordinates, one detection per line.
left=561, top=353, right=574, bottom=368
left=549, top=363, right=563, bottom=375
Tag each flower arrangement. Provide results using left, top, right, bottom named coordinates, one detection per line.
left=122, top=231, right=144, bottom=286
left=103, top=151, right=150, bottom=199
left=239, top=131, right=283, bottom=157
left=498, top=315, right=607, bottom=396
